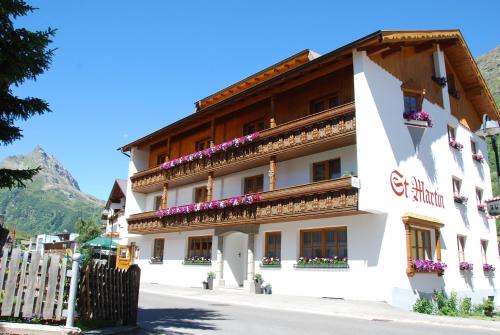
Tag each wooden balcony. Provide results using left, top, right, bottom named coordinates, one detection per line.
left=127, top=177, right=361, bottom=234
left=131, top=102, right=356, bottom=193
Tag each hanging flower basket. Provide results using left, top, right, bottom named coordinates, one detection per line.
left=459, top=262, right=473, bottom=271
left=477, top=203, right=487, bottom=213
left=483, top=264, right=496, bottom=272
left=472, top=153, right=485, bottom=163
left=403, top=111, right=433, bottom=128
left=449, top=140, right=464, bottom=150
left=411, top=259, right=447, bottom=275
left=160, top=132, right=260, bottom=171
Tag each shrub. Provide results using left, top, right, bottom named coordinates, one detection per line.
left=433, top=290, right=458, bottom=316
left=459, top=297, right=472, bottom=316
left=482, top=298, right=495, bottom=317
left=413, top=297, right=434, bottom=314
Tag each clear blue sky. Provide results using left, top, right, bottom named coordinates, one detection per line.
left=4, top=0, right=500, bottom=200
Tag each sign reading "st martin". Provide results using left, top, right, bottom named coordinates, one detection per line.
left=390, top=170, right=445, bottom=208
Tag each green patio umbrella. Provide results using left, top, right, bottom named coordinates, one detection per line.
left=81, top=236, right=119, bottom=249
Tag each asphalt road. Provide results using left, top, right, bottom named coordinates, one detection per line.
left=133, top=291, right=497, bottom=335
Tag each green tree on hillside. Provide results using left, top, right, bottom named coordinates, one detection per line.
left=0, top=0, right=55, bottom=188
left=76, top=219, right=101, bottom=244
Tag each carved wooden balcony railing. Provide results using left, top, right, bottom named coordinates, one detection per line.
left=128, top=177, right=360, bottom=234
left=131, top=102, right=356, bottom=193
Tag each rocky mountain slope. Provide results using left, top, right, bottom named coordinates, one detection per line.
left=0, top=146, right=104, bottom=235
left=477, top=45, right=500, bottom=107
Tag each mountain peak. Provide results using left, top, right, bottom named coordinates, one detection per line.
left=0, top=146, right=81, bottom=191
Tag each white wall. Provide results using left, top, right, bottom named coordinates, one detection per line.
left=353, top=48, right=499, bottom=308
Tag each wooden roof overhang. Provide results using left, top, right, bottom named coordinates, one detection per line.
left=119, top=30, right=498, bottom=152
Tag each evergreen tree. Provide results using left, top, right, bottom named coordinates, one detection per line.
left=0, top=0, right=55, bottom=188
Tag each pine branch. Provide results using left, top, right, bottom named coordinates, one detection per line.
left=0, top=167, right=41, bottom=189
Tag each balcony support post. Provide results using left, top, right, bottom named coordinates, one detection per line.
left=243, top=233, right=255, bottom=292
left=207, top=172, right=214, bottom=201
left=162, top=183, right=168, bottom=209
left=270, top=95, right=277, bottom=128
left=166, top=137, right=171, bottom=161
left=269, top=156, right=277, bottom=191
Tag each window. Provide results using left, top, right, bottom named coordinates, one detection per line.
left=481, top=240, right=488, bottom=264
left=447, top=125, right=456, bottom=142
left=265, top=232, right=281, bottom=258
left=153, top=239, right=165, bottom=261
left=187, top=236, right=212, bottom=259
left=300, top=228, right=347, bottom=259
left=476, top=188, right=483, bottom=204
left=195, top=138, right=211, bottom=151
left=310, top=95, right=340, bottom=114
left=194, top=187, right=208, bottom=203
left=452, top=177, right=462, bottom=196
left=244, top=175, right=264, bottom=194
left=156, top=153, right=168, bottom=165
left=243, top=119, right=265, bottom=136
left=457, top=235, right=466, bottom=262
left=312, top=159, right=341, bottom=182
left=410, top=227, right=432, bottom=260
left=471, top=140, right=477, bottom=154
left=403, top=93, right=420, bottom=113
left=154, top=196, right=163, bottom=210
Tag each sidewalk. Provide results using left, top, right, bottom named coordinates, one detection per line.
left=140, top=282, right=500, bottom=332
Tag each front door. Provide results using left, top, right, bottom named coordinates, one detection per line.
left=222, top=232, right=247, bottom=288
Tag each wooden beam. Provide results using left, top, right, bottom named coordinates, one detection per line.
left=414, top=42, right=435, bottom=54
left=269, top=156, right=277, bottom=191
left=210, top=118, right=215, bottom=147
left=161, top=183, right=168, bottom=210
left=270, top=95, right=277, bottom=128
left=381, top=45, right=402, bottom=59
left=207, top=172, right=214, bottom=201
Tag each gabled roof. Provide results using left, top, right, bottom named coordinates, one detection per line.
left=105, top=179, right=127, bottom=208
left=119, top=29, right=499, bottom=152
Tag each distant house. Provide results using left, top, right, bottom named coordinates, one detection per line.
left=101, top=179, right=128, bottom=245
left=34, top=232, right=78, bottom=255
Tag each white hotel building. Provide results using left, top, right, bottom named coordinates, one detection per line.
left=118, top=30, right=500, bottom=309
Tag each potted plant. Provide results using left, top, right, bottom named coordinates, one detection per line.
left=459, top=262, right=473, bottom=271
left=449, top=139, right=464, bottom=150
left=453, top=194, right=468, bottom=205
left=207, top=271, right=215, bottom=290
left=448, top=88, right=461, bottom=99
left=472, top=153, right=485, bottom=163
left=149, top=256, right=163, bottom=264
left=261, top=256, right=281, bottom=267
left=254, top=273, right=263, bottom=294
left=411, top=259, right=447, bottom=276
left=483, top=263, right=496, bottom=273
left=432, top=76, right=447, bottom=87
left=477, top=203, right=487, bottom=213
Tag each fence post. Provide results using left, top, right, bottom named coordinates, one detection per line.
left=65, top=252, right=81, bottom=328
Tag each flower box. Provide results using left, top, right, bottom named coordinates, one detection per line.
left=156, top=193, right=261, bottom=218
left=294, top=257, right=349, bottom=269
left=411, top=259, right=447, bottom=275
left=459, top=262, right=473, bottom=271
left=403, top=111, right=433, bottom=128
left=449, top=140, right=464, bottom=150
left=483, top=264, right=496, bottom=272
left=261, top=257, right=281, bottom=267
left=183, top=256, right=212, bottom=265
left=472, top=153, right=485, bottom=163
left=149, top=257, right=163, bottom=264
left=454, top=195, right=468, bottom=205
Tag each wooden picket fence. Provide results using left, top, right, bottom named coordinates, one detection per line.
left=78, top=263, right=140, bottom=325
left=0, top=248, right=69, bottom=320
